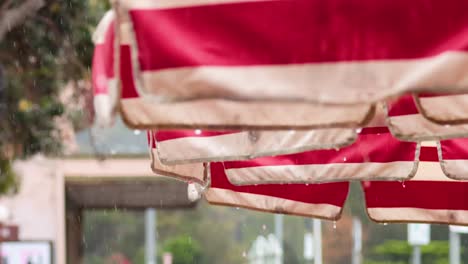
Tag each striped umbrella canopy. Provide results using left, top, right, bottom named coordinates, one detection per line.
left=363, top=144, right=468, bottom=225
left=91, top=3, right=468, bottom=225
left=105, top=0, right=468, bottom=129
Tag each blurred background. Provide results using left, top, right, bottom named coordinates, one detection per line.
left=0, top=1, right=467, bottom=264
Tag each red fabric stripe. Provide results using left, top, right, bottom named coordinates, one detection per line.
left=363, top=180, right=468, bottom=210
left=130, top=0, right=468, bottom=71
left=387, top=95, right=419, bottom=116
left=92, top=18, right=139, bottom=98
left=224, top=131, right=417, bottom=168
left=92, top=21, right=115, bottom=94
left=419, top=146, right=439, bottom=162
left=440, top=138, right=468, bottom=160
left=417, top=92, right=453, bottom=98
left=92, top=45, right=110, bottom=94
left=358, top=127, right=389, bottom=135
left=103, top=21, right=115, bottom=78
left=120, top=46, right=139, bottom=98
left=210, top=162, right=349, bottom=206
left=155, top=130, right=239, bottom=141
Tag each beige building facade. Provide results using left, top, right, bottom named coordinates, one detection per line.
left=0, top=155, right=193, bottom=263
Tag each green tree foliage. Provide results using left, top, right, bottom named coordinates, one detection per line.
left=0, top=0, right=109, bottom=193
left=365, top=240, right=454, bottom=264
left=162, top=235, right=203, bottom=264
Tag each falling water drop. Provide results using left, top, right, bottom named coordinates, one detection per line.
left=242, top=251, right=247, bottom=258
left=333, top=221, right=337, bottom=229
left=133, top=129, right=141, bottom=135
left=383, top=222, right=388, bottom=226
left=343, top=157, right=347, bottom=162
left=262, top=224, right=266, bottom=230
left=399, top=180, right=406, bottom=188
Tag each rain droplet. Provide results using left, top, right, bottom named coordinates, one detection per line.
left=399, top=180, right=406, bottom=188
left=195, top=129, right=202, bottom=135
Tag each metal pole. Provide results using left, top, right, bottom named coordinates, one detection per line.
left=449, top=231, right=461, bottom=264
left=274, top=214, right=284, bottom=264
left=352, top=218, right=362, bottom=264
left=412, top=246, right=421, bottom=264
left=313, top=219, right=322, bottom=264
left=145, top=208, right=157, bottom=264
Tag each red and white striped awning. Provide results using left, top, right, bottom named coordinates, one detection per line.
left=110, top=0, right=468, bottom=129
left=91, top=2, right=468, bottom=225
left=363, top=145, right=468, bottom=225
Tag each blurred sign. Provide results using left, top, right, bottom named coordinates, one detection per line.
left=0, top=241, right=52, bottom=264
left=0, top=224, right=18, bottom=241
left=408, top=224, right=431, bottom=246
left=450, top=225, right=468, bottom=234
left=352, top=218, right=362, bottom=252
left=248, top=234, right=282, bottom=264
left=303, top=232, right=314, bottom=260
left=163, top=253, right=173, bottom=264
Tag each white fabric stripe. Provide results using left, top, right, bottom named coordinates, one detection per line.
left=439, top=160, right=468, bottom=180
left=93, top=11, right=115, bottom=44
left=150, top=149, right=206, bottom=184
left=120, top=98, right=374, bottom=129
left=387, top=113, right=468, bottom=141
left=119, top=0, right=270, bottom=9
left=410, top=161, right=467, bottom=182
left=93, top=12, right=133, bottom=45
left=120, top=23, right=132, bottom=45
left=205, top=188, right=343, bottom=219
left=367, top=208, right=468, bottom=225
left=225, top=162, right=417, bottom=185
left=418, top=94, right=468, bottom=124
left=139, top=51, right=468, bottom=105
left=93, top=94, right=113, bottom=127
left=420, top=141, right=437, bottom=147
left=156, top=129, right=356, bottom=164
